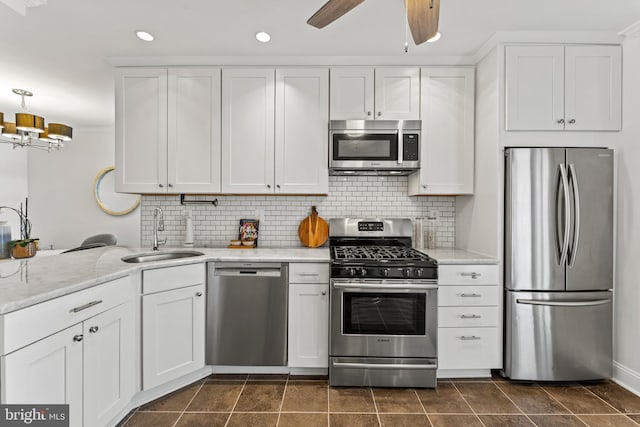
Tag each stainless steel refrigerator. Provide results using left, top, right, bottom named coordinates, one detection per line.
left=503, top=147, right=613, bottom=381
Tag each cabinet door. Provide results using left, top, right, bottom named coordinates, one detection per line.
left=83, top=303, right=135, bottom=427
left=168, top=68, right=222, bottom=193
left=142, top=284, right=205, bottom=390
left=1, top=324, right=84, bottom=427
left=115, top=68, right=168, bottom=193
left=221, top=69, right=275, bottom=193
left=409, top=68, right=475, bottom=195
left=505, top=46, right=565, bottom=131
left=330, top=68, right=374, bottom=120
left=275, top=69, right=329, bottom=194
left=374, top=67, right=420, bottom=120
left=565, top=45, right=621, bottom=131
left=288, top=283, right=329, bottom=368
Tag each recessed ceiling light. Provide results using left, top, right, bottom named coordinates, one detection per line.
left=255, top=31, right=271, bottom=43
left=136, top=30, right=154, bottom=42
left=427, top=32, right=441, bottom=43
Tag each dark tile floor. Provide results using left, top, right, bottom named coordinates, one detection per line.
left=119, top=373, right=640, bottom=427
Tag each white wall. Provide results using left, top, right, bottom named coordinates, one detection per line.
left=27, top=127, right=140, bottom=249
left=0, top=145, right=28, bottom=240
left=613, top=35, right=640, bottom=394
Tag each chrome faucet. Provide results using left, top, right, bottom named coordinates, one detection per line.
left=152, top=207, right=166, bottom=251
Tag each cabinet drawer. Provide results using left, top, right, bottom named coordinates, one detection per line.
left=438, top=306, right=499, bottom=328
left=289, top=263, right=329, bottom=284
left=438, top=327, right=501, bottom=370
left=1, top=275, right=134, bottom=355
left=438, top=264, right=498, bottom=285
left=143, top=263, right=205, bottom=294
left=438, top=285, right=499, bottom=307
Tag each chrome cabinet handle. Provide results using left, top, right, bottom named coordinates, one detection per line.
left=196, top=292, right=203, bottom=297
left=276, top=184, right=280, bottom=189
left=89, top=326, right=99, bottom=333
left=460, top=314, right=481, bottom=319
left=422, top=185, right=427, bottom=189
left=367, top=111, right=372, bottom=116
left=568, top=119, right=576, bottom=124
left=377, top=111, right=382, bottom=117
left=168, top=183, right=173, bottom=188
left=73, top=334, right=84, bottom=342
left=459, top=293, right=482, bottom=298
left=267, top=184, right=271, bottom=189
left=70, top=300, right=103, bottom=313
left=460, top=336, right=481, bottom=341
left=557, top=119, right=565, bottom=124
left=460, top=272, right=481, bottom=279
left=321, top=291, right=327, bottom=296
left=299, top=273, right=319, bottom=277
left=158, top=184, right=164, bottom=188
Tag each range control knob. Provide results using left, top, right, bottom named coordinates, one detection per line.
left=360, top=268, right=367, bottom=277
left=403, top=268, right=412, bottom=278
left=415, top=268, right=423, bottom=277
left=347, top=268, right=356, bottom=277
left=381, top=268, right=389, bottom=277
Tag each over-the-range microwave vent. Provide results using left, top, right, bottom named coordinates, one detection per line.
left=329, top=168, right=418, bottom=176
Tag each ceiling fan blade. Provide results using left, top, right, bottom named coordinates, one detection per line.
left=307, top=0, right=366, bottom=28
left=406, top=0, right=440, bottom=45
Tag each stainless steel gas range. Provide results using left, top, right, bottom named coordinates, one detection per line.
left=329, top=218, right=438, bottom=388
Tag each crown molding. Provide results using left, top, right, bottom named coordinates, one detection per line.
left=620, top=20, right=640, bottom=38
left=0, top=0, right=46, bottom=15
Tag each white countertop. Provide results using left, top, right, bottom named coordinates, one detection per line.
left=0, top=246, right=329, bottom=315
left=0, top=245, right=496, bottom=315
left=418, top=247, right=498, bottom=265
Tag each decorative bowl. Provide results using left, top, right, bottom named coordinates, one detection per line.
left=242, top=240, right=255, bottom=246
left=230, top=240, right=241, bottom=246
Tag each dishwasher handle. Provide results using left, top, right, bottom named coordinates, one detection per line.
left=215, top=268, right=282, bottom=277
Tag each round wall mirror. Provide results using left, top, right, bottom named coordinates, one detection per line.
left=94, top=166, right=140, bottom=216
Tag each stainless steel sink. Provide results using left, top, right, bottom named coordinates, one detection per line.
left=121, top=250, right=204, bottom=263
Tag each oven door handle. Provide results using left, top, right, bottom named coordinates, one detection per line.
left=332, top=283, right=438, bottom=291
left=332, top=361, right=437, bottom=370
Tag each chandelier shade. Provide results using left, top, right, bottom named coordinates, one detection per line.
left=16, top=113, right=45, bottom=133
left=47, top=123, right=73, bottom=141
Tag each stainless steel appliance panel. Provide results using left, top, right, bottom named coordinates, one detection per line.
left=330, top=279, right=437, bottom=358
left=565, top=149, right=614, bottom=291
left=505, top=148, right=567, bottom=291
left=504, top=290, right=612, bottom=381
left=206, top=263, right=288, bottom=366
left=330, top=356, right=437, bottom=388
left=329, top=218, right=413, bottom=239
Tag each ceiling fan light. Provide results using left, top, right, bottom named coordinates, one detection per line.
left=2, top=122, right=21, bottom=140
left=427, top=32, right=441, bottom=42
left=47, top=123, right=73, bottom=141
left=15, top=113, right=45, bottom=133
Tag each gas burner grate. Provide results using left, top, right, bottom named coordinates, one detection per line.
left=332, top=245, right=430, bottom=261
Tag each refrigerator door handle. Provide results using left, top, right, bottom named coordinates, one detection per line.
left=568, top=163, right=581, bottom=267
left=557, top=164, right=571, bottom=266
left=516, top=298, right=610, bottom=307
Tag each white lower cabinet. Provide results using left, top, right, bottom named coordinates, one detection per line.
left=142, top=264, right=206, bottom=390
left=0, top=277, right=136, bottom=427
left=437, top=264, right=500, bottom=375
left=288, top=263, right=329, bottom=368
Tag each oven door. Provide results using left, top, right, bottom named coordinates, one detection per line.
left=330, top=279, right=438, bottom=358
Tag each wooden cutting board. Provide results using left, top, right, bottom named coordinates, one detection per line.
left=298, top=206, right=329, bottom=248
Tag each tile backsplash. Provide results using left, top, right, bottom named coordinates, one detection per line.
left=140, top=176, right=455, bottom=248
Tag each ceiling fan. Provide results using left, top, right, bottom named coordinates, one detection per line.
left=307, top=0, right=440, bottom=45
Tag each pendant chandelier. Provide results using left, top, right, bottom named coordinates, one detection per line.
left=0, top=89, right=73, bottom=151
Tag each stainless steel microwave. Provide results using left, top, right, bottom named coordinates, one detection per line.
left=329, top=120, right=421, bottom=175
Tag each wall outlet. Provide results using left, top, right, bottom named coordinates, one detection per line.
left=254, top=210, right=265, bottom=225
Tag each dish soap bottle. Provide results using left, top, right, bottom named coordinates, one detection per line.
left=0, top=221, right=11, bottom=259
left=183, top=210, right=194, bottom=248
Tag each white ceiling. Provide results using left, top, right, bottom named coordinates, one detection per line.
left=0, top=0, right=638, bottom=128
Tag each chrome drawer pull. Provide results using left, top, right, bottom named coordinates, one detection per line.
left=460, top=314, right=482, bottom=319
left=459, top=293, right=482, bottom=298
left=70, top=300, right=103, bottom=313
left=89, top=326, right=99, bottom=333
left=332, top=362, right=437, bottom=370
left=73, top=334, right=84, bottom=342
left=299, top=273, right=320, bottom=277
left=460, top=335, right=481, bottom=341
left=460, top=272, right=481, bottom=279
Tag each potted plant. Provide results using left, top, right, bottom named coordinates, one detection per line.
left=0, top=200, right=38, bottom=259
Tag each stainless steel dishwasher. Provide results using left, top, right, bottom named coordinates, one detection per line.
left=206, top=262, right=288, bottom=366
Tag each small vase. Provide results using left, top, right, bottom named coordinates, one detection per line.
left=12, top=241, right=37, bottom=259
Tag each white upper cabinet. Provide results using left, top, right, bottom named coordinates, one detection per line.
left=222, top=68, right=329, bottom=194
left=330, top=67, right=419, bottom=120
left=505, top=45, right=621, bottom=131
left=221, top=68, right=276, bottom=193
left=167, top=68, right=222, bottom=193
left=115, top=68, right=168, bottom=193
left=409, top=68, right=475, bottom=195
left=116, top=67, right=221, bottom=193
left=330, top=68, right=375, bottom=120
left=275, top=69, right=329, bottom=194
